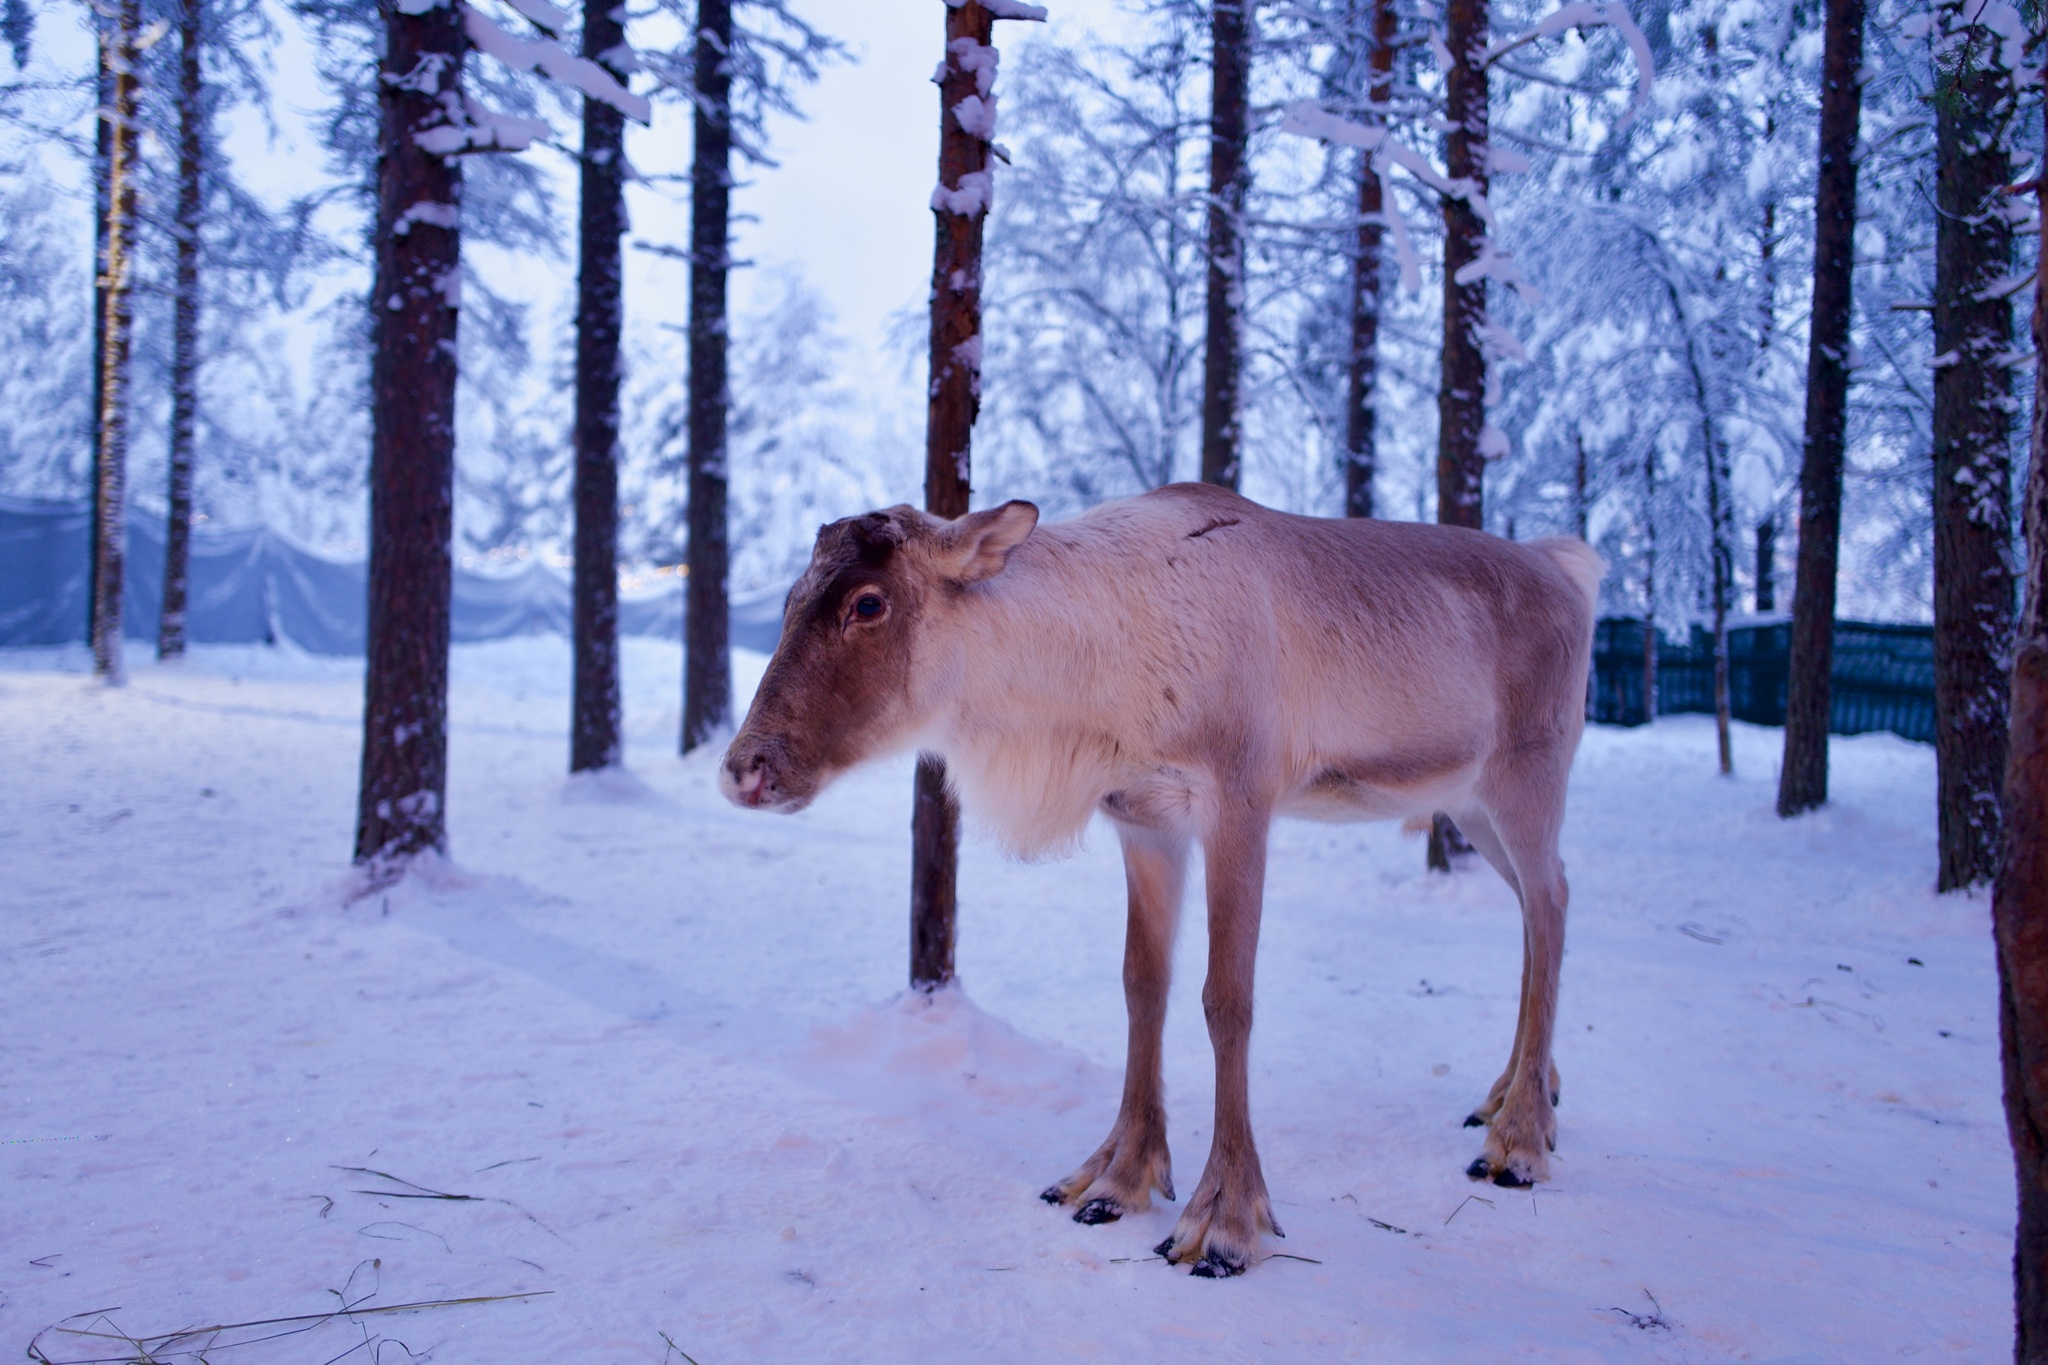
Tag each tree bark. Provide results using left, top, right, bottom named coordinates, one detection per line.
left=91, top=0, right=141, bottom=683
left=1427, top=0, right=1488, bottom=869
left=1777, top=0, right=1864, bottom=818
left=354, top=0, right=464, bottom=874
left=1932, top=8, right=2016, bottom=891
left=682, top=0, right=733, bottom=754
left=1994, top=82, right=2048, bottom=1362
left=1643, top=449, right=1659, bottom=722
left=159, top=0, right=203, bottom=662
left=571, top=0, right=628, bottom=772
left=1436, top=0, right=1488, bottom=532
left=1342, top=0, right=1396, bottom=519
left=914, top=0, right=1004, bottom=988
left=1199, top=0, right=1250, bottom=490
left=1756, top=516, right=1776, bottom=612
left=88, top=20, right=110, bottom=647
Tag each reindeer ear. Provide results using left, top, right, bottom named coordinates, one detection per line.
left=936, top=501, right=1039, bottom=584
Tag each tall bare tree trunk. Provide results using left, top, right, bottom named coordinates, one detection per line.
left=1756, top=516, right=1776, bottom=611
left=912, top=0, right=1001, bottom=989
left=1777, top=0, right=1864, bottom=818
left=1427, top=0, right=1488, bottom=870
left=681, top=0, right=732, bottom=754
left=571, top=0, right=629, bottom=772
left=1199, top=0, right=1250, bottom=490
left=1994, top=81, right=2048, bottom=1362
left=159, top=0, right=203, bottom=662
left=1342, top=0, right=1396, bottom=519
left=91, top=0, right=141, bottom=683
left=1932, top=7, right=2016, bottom=891
left=354, top=0, right=464, bottom=874
left=88, top=20, right=110, bottom=646
left=1436, top=0, right=1488, bottom=532
left=1643, top=449, right=1658, bottom=722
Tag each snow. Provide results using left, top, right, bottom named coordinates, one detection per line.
left=947, top=36, right=999, bottom=98
left=930, top=170, right=993, bottom=218
left=462, top=5, right=651, bottom=125
left=953, top=93, right=998, bottom=142
left=497, top=0, right=571, bottom=35
left=392, top=200, right=461, bottom=236
left=0, top=638, right=2016, bottom=1360
left=1485, top=3, right=1657, bottom=128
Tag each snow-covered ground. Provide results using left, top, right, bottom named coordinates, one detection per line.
left=0, top=638, right=2015, bottom=1361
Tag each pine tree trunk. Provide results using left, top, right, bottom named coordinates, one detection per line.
left=1756, top=516, right=1776, bottom=611
left=1572, top=432, right=1588, bottom=538
left=91, top=0, right=141, bottom=683
left=88, top=23, right=110, bottom=646
left=1994, top=89, right=2048, bottom=1359
left=159, top=0, right=203, bottom=662
left=354, top=0, right=464, bottom=874
left=571, top=0, right=628, bottom=772
left=913, top=0, right=1000, bottom=989
left=1932, top=9, right=2016, bottom=892
left=1777, top=0, right=1864, bottom=818
left=1436, top=0, right=1488, bottom=532
left=682, top=0, right=733, bottom=755
left=1342, top=0, right=1396, bottom=519
left=1428, top=0, right=1488, bottom=870
left=1643, top=450, right=1658, bottom=722
left=1199, top=0, right=1250, bottom=490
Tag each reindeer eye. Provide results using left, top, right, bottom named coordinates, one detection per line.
left=853, top=594, right=885, bottom=621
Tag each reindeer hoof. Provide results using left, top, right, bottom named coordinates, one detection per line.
left=1153, top=1235, right=1176, bottom=1258
left=1039, top=1185, right=1067, bottom=1205
left=1462, top=1112, right=1487, bottom=1128
left=1189, top=1252, right=1246, bottom=1278
left=1074, top=1198, right=1122, bottom=1225
left=1492, top=1168, right=1531, bottom=1189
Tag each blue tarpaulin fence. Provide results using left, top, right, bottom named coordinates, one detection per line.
left=0, top=495, right=787, bottom=655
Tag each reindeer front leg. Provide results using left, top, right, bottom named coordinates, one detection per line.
left=1155, top=802, right=1280, bottom=1277
left=1042, top=823, right=1186, bottom=1223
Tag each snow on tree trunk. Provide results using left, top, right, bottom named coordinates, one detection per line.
left=1427, top=0, right=1488, bottom=871
left=571, top=0, right=628, bottom=773
left=91, top=0, right=141, bottom=683
left=1343, top=0, right=1396, bottom=519
left=1776, top=0, right=1864, bottom=819
left=1995, top=89, right=2048, bottom=1358
left=1199, top=0, right=1250, bottom=490
left=159, top=0, right=203, bottom=662
left=682, top=0, right=733, bottom=756
left=1932, top=6, right=2017, bottom=892
left=354, top=0, right=465, bottom=875
left=913, top=0, right=1003, bottom=990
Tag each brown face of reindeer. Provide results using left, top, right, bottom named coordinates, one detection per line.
left=719, top=501, right=1039, bottom=814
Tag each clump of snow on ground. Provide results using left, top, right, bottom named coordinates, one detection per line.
left=0, top=637, right=2015, bottom=1360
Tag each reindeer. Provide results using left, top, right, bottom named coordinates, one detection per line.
left=721, top=482, right=1602, bottom=1277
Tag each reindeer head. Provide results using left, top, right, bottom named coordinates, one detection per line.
left=719, top=500, right=1039, bottom=813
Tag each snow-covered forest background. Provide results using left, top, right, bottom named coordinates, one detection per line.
left=3, top=0, right=2027, bottom=629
